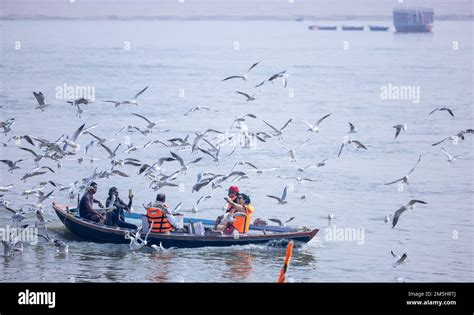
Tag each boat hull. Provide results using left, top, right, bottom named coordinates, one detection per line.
left=52, top=203, right=318, bottom=248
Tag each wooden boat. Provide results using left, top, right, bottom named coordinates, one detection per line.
left=369, top=25, right=389, bottom=31
left=52, top=202, right=318, bottom=248
left=341, top=26, right=364, bottom=31
left=308, top=25, right=337, bottom=31
left=393, top=7, right=433, bottom=33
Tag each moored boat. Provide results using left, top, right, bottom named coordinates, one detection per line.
left=341, top=25, right=364, bottom=31
left=369, top=25, right=389, bottom=31
left=308, top=25, right=338, bottom=31
left=393, top=6, right=434, bottom=32
left=52, top=202, right=318, bottom=248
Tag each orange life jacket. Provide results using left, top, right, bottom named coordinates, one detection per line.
left=232, top=204, right=255, bottom=234
left=147, top=207, right=173, bottom=233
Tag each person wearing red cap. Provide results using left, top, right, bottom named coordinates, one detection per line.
left=213, top=186, right=240, bottom=231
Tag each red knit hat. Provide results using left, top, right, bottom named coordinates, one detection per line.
left=228, top=186, right=239, bottom=193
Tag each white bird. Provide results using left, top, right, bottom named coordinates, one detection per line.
left=0, top=159, right=24, bottom=172
left=429, top=107, right=454, bottom=118
left=170, top=151, right=203, bottom=173
left=268, top=217, right=295, bottom=227
left=255, top=70, right=288, bottom=88
left=192, top=204, right=199, bottom=213
left=266, top=186, right=289, bottom=204
left=393, top=124, right=407, bottom=140
left=131, top=112, right=164, bottom=129
left=440, top=147, right=468, bottom=164
left=103, top=86, right=148, bottom=107
left=337, top=139, right=368, bottom=158
left=384, top=155, right=421, bottom=186
left=196, top=194, right=212, bottom=205
left=151, top=242, right=173, bottom=254
left=327, top=213, right=335, bottom=220
left=183, top=106, right=218, bottom=116
left=285, top=176, right=319, bottom=184
left=263, top=119, right=292, bottom=140
left=231, top=161, right=259, bottom=171
left=392, top=199, right=428, bottom=228
left=33, top=91, right=51, bottom=111
left=100, top=143, right=122, bottom=159
left=384, top=214, right=392, bottom=223
left=124, top=226, right=152, bottom=252
left=302, top=113, right=332, bottom=132
left=222, top=62, right=259, bottom=82
left=281, top=138, right=310, bottom=162
left=348, top=122, right=357, bottom=133
left=54, top=239, right=69, bottom=254
left=199, top=147, right=221, bottom=164
left=236, top=91, right=259, bottom=101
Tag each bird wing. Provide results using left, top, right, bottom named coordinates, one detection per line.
left=266, top=195, right=281, bottom=202
left=71, top=123, right=86, bottom=142
left=187, top=157, right=203, bottom=166
left=38, top=190, right=54, bottom=203
left=236, top=91, right=251, bottom=99
left=390, top=250, right=398, bottom=258
left=99, top=143, right=113, bottom=156
left=298, top=138, right=310, bottom=148
left=132, top=112, right=152, bottom=124
left=112, top=170, right=129, bottom=177
left=132, top=86, right=148, bottom=100
left=282, top=186, right=288, bottom=200
left=316, top=113, right=332, bottom=126
left=247, top=62, right=259, bottom=73
left=263, top=120, right=280, bottom=133
left=199, top=148, right=216, bottom=160
left=445, top=108, right=455, bottom=117
left=0, top=160, right=14, bottom=167
left=255, top=80, right=266, bottom=88
left=407, top=154, right=421, bottom=175
left=351, top=140, right=367, bottom=150
left=268, top=218, right=283, bottom=226
left=19, top=147, right=39, bottom=158
left=406, top=200, right=427, bottom=207
left=394, top=126, right=401, bottom=139
left=432, top=137, right=449, bottom=146
left=337, top=143, right=345, bottom=158
left=170, top=151, right=185, bottom=168
left=33, top=92, right=46, bottom=106
left=384, top=177, right=404, bottom=185
left=428, top=108, right=439, bottom=115
left=349, top=122, right=356, bottom=132
left=440, top=147, right=452, bottom=159
left=243, top=161, right=259, bottom=169
left=222, top=76, right=245, bottom=81
left=285, top=216, right=295, bottom=223
left=392, top=206, right=406, bottom=228
left=280, top=119, right=293, bottom=131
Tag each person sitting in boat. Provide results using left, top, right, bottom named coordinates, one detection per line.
left=105, top=187, right=137, bottom=230
left=213, top=186, right=240, bottom=231
left=146, top=193, right=174, bottom=233
left=222, top=193, right=255, bottom=234
left=79, top=182, right=106, bottom=223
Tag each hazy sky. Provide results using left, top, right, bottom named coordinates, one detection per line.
left=1, top=0, right=472, bottom=19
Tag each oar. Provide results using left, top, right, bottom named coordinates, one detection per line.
left=277, top=240, right=294, bottom=283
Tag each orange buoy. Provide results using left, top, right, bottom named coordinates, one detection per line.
left=277, top=240, right=294, bottom=283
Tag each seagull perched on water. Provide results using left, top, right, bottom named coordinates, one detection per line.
left=103, top=86, right=148, bottom=107
left=301, top=113, right=332, bottom=132
left=440, top=147, right=468, bottom=164
left=222, top=62, right=259, bottom=81
left=33, top=91, right=51, bottom=111
left=429, top=107, right=454, bottom=118
left=266, top=186, right=289, bottom=204
left=393, top=124, right=407, bottom=140
left=384, top=154, right=421, bottom=186
left=391, top=199, right=427, bottom=228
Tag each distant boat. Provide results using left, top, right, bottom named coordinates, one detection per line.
left=341, top=26, right=364, bottom=31
left=393, top=6, right=434, bottom=32
left=369, top=25, right=389, bottom=31
left=308, top=25, right=337, bottom=31
left=295, top=16, right=304, bottom=22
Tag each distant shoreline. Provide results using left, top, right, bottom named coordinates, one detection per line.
left=1, top=15, right=473, bottom=21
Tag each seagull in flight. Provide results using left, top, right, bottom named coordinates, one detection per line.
left=236, top=91, right=259, bottom=101
left=391, top=250, right=408, bottom=267
left=302, top=113, right=332, bottom=132
left=183, top=106, right=219, bottom=116
left=263, top=119, right=292, bottom=140
left=268, top=217, right=295, bottom=227
left=33, top=91, right=51, bottom=111
left=255, top=70, right=288, bottom=88
left=266, top=186, right=289, bottom=204
left=429, top=107, right=454, bottom=118
left=432, top=129, right=474, bottom=146
left=0, top=159, right=24, bottom=172
left=170, top=151, right=203, bottom=173
left=393, top=124, right=407, bottom=140
left=222, top=62, right=259, bottom=82
left=131, top=112, right=165, bottom=129
left=391, top=199, right=427, bottom=228
left=281, top=138, right=310, bottom=162
left=440, top=147, right=468, bottom=164
left=100, top=143, right=122, bottom=159
left=337, top=138, right=368, bottom=158
left=103, top=86, right=148, bottom=107
left=348, top=122, right=357, bottom=133
left=384, top=154, right=421, bottom=186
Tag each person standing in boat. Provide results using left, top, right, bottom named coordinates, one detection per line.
left=146, top=193, right=174, bottom=233
left=79, top=182, right=106, bottom=223
left=105, top=187, right=137, bottom=230
left=224, top=193, right=255, bottom=234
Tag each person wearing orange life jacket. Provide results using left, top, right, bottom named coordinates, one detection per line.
left=224, top=193, right=255, bottom=234
left=146, top=193, right=174, bottom=233
left=213, top=186, right=240, bottom=231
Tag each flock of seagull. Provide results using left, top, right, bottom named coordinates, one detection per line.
left=0, top=61, right=473, bottom=279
